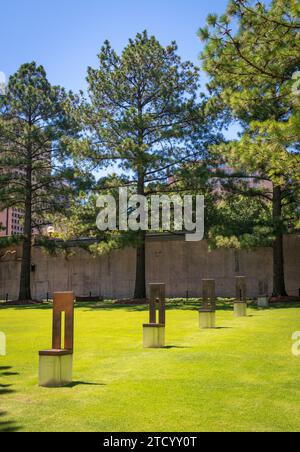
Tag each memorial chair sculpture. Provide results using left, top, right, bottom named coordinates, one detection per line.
left=234, top=277, right=247, bottom=317
left=39, top=292, right=74, bottom=387
left=257, top=294, right=269, bottom=308
left=143, top=283, right=166, bottom=348
left=257, top=282, right=269, bottom=308
left=199, top=279, right=216, bottom=329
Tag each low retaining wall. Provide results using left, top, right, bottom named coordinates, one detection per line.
left=0, top=235, right=299, bottom=300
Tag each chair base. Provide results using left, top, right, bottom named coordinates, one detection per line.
left=234, top=302, right=247, bottom=317
left=39, top=350, right=73, bottom=387
left=257, top=296, right=269, bottom=308
left=199, top=310, right=216, bottom=329
left=143, top=324, right=165, bottom=348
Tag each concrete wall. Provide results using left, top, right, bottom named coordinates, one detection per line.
left=0, top=235, right=299, bottom=300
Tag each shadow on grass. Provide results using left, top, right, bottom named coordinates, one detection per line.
left=163, top=345, right=191, bottom=349
left=65, top=381, right=106, bottom=388
left=1, top=371, right=19, bottom=376
left=1, top=300, right=201, bottom=312
left=0, top=298, right=229, bottom=312
left=267, top=302, right=300, bottom=310
left=0, top=302, right=52, bottom=311
left=78, top=298, right=261, bottom=313
left=1, top=299, right=299, bottom=313
left=0, top=366, right=21, bottom=432
left=214, top=327, right=233, bottom=329
left=76, top=299, right=237, bottom=313
left=0, top=412, right=20, bottom=433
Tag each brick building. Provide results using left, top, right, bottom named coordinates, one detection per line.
left=0, top=207, right=24, bottom=236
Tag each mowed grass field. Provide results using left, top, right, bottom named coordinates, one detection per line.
left=1, top=300, right=300, bottom=432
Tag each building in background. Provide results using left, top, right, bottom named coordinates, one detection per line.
left=0, top=207, right=54, bottom=237
left=0, top=144, right=53, bottom=237
left=0, top=207, right=24, bottom=236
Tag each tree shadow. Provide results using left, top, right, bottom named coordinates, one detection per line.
left=0, top=412, right=20, bottom=433
left=0, top=366, right=20, bottom=377
left=0, top=366, right=21, bottom=432
left=0, top=298, right=275, bottom=314
left=2, top=299, right=300, bottom=313
left=267, top=302, right=300, bottom=310
left=76, top=299, right=207, bottom=312
left=79, top=298, right=252, bottom=313
left=0, top=388, right=15, bottom=395
left=1, top=371, right=19, bottom=376
left=0, top=302, right=52, bottom=311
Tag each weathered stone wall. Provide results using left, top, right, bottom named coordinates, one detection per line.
left=0, top=235, right=299, bottom=300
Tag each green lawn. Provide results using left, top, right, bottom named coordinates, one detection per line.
left=0, top=300, right=300, bottom=432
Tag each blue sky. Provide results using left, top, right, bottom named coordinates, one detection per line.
left=0, top=0, right=231, bottom=92
left=1, top=0, right=239, bottom=178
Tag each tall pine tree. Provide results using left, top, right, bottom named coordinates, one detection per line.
left=199, top=0, right=300, bottom=296
left=0, top=63, right=84, bottom=302
left=72, top=31, right=213, bottom=299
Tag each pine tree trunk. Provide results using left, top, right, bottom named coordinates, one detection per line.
left=19, top=229, right=32, bottom=301
left=134, top=229, right=146, bottom=299
left=18, top=154, right=32, bottom=301
left=134, top=169, right=146, bottom=299
left=272, top=185, right=287, bottom=297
